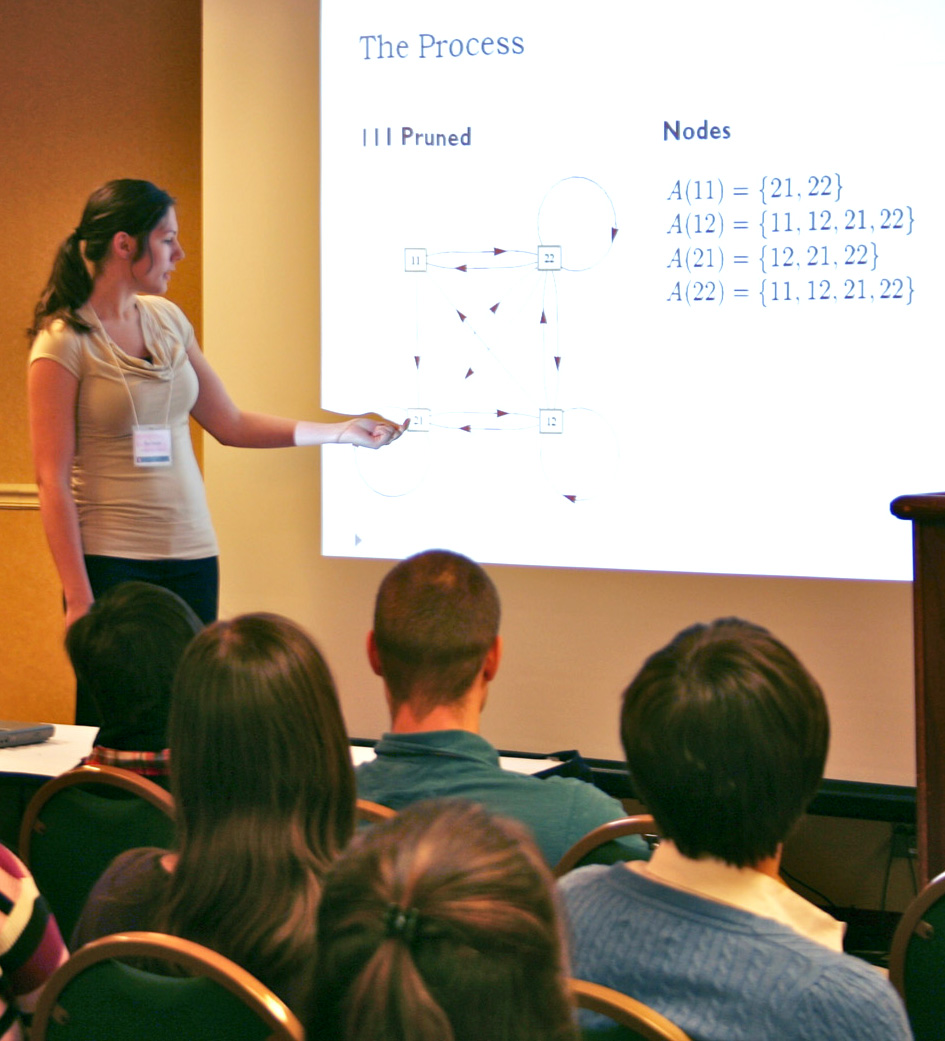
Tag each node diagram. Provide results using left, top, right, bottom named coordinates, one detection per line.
left=354, top=175, right=620, bottom=505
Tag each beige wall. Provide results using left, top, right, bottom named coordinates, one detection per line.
left=0, top=0, right=202, bottom=721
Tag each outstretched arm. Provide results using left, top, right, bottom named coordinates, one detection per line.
left=295, top=413, right=410, bottom=448
left=187, top=343, right=406, bottom=448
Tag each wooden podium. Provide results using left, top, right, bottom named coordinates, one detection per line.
left=891, top=493, right=945, bottom=885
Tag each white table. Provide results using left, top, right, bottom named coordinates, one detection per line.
left=0, top=724, right=97, bottom=779
left=349, top=743, right=562, bottom=776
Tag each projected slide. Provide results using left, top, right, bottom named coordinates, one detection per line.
left=320, top=0, right=945, bottom=580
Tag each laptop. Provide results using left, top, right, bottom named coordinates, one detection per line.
left=0, top=721, right=55, bottom=748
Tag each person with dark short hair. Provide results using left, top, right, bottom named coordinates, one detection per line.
left=355, top=549, right=649, bottom=868
left=66, top=580, right=203, bottom=782
left=559, top=618, right=911, bottom=1041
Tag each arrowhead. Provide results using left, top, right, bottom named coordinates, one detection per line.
left=554, top=356, right=561, bottom=370
left=355, top=534, right=362, bottom=545
left=414, top=356, right=421, bottom=369
left=565, top=495, right=577, bottom=503
left=496, top=409, right=508, bottom=417
left=493, top=247, right=506, bottom=255
left=457, top=310, right=467, bottom=322
left=456, top=264, right=467, bottom=272
left=465, top=368, right=474, bottom=379
left=490, top=302, right=500, bottom=313
left=540, top=311, right=547, bottom=325
left=612, top=227, right=618, bottom=241
left=461, top=424, right=472, bottom=433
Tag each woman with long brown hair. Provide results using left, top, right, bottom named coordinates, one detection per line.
left=28, top=178, right=405, bottom=652
left=310, top=799, right=579, bottom=1041
left=72, top=612, right=356, bottom=1013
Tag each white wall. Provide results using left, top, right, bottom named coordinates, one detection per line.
left=202, top=0, right=915, bottom=786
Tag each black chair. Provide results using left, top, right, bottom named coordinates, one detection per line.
left=888, top=867, right=945, bottom=1041
left=31, top=930, right=304, bottom=1040
left=19, top=765, right=175, bottom=941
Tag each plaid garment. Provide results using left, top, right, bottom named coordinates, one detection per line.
left=84, top=746, right=170, bottom=780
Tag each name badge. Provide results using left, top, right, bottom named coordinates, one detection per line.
left=133, top=425, right=173, bottom=467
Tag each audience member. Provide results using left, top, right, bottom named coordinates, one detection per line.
left=71, top=612, right=356, bottom=1014
left=0, top=843, right=68, bottom=1039
left=559, top=618, right=912, bottom=1040
left=311, top=799, right=579, bottom=1041
left=355, top=549, right=649, bottom=867
left=65, top=580, right=203, bottom=780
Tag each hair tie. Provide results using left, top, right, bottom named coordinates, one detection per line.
left=384, top=903, right=421, bottom=945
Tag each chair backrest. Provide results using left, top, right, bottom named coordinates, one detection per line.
left=355, top=797, right=397, bottom=823
left=569, top=978, right=692, bottom=1041
left=18, top=765, right=175, bottom=941
left=30, top=930, right=304, bottom=1041
left=554, top=815, right=658, bottom=877
left=888, top=867, right=945, bottom=1041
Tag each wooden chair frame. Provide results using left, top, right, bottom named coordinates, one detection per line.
left=19, top=764, right=174, bottom=863
left=554, top=814, right=658, bottom=877
left=569, top=978, right=691, bottom=1041
left=31, top=930, right=304, bottom=1041
left=889, top=866, right=945, bottom=997
left=18, top=764, right=176, bottom=942
left=355, top=797, right=396, bottom=823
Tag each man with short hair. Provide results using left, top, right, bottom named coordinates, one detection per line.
left=559, top=618, right=911, bottom=1040
left=356, top=549, right=650, bottom=867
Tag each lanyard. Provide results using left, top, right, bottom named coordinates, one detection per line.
left=90, top=305, right=176, bottom=465
left=90, top=305, right=175, bottom=426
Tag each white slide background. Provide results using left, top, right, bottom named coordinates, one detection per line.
left=321, top=0, right=944, bottom=582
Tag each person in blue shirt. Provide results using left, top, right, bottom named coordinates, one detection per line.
left=558, top=617, right=913, bottom=1041
left=355, top=548, right=650, bottom=869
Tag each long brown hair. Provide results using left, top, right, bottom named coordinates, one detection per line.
left=311, top=800, right=579, bottom=1041
left=161, top=612, right=356, bottom=1010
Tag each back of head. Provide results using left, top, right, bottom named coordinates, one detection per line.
left=169, top=611, right=355, bottom=856
left=30, top=178, right=174, bottom=337
left=620, top=618, right=829, bottom=867
left=163, top=613, right=356, bottom=1007
left=65, top=581, right=202, bottom=749
left=312, top=800, right=578, bottom=1041
left=373, top=550, right=500, bottom=713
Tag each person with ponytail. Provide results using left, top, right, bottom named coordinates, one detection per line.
left=72, top=612, right=356, bottom=1015
left=310, top=799, right=580, bottom=1041
left=28, top=179, right=406, bottom=657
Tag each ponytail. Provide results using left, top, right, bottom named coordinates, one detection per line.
left=28, top=229, right=95, bottom=338
left=28, top=179, right=175, bottom=341
left=343, top=941, right=451, bottom=1041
